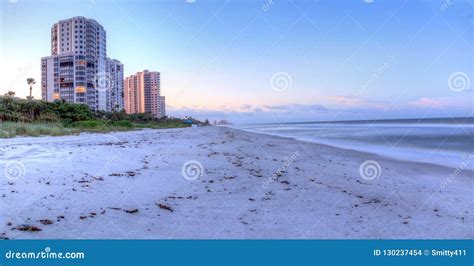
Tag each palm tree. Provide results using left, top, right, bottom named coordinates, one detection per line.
left=26, top=78, right=35, bottom=100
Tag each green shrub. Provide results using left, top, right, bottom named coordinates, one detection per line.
left=73, top=120, right=105, bottom=128
left=0, top=122, right=77, bottom=138
left=112, top=120, right=133, bottom=128
left=0, top=96, right=200, bottom=138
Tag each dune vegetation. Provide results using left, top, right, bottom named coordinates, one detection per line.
left=0, top=94, right=202, bottom=138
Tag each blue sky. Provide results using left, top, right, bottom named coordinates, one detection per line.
left=0, top=0, right=473, bottom=123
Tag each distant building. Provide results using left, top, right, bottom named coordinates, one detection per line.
left=124, top=70, right=166, bottom=118
left=213, top=120, right=232, bottom=125
left=158, top=96, right=166, bottom=118
left=41, top=16, right=123, bottom=112
left=105, top=58, right=124, bottom=112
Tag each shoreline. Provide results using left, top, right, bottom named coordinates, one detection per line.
left=1, top=127, right=472, bottom=239
left=227, top=126, right=474, bottom=174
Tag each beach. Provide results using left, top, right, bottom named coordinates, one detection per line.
left=0, top=126, right=472, bottom=239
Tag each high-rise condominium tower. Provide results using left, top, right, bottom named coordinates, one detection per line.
left=124, top=70, right=166, bottom=118
left=105, top=58, right=124, bottom=112
left=41, top=16, right=123, bottom=111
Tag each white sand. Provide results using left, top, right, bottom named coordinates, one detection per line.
left=0, top=126, right=472, bottom=239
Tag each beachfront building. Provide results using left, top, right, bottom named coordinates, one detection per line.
left=158, top=96, right=166, bottom=118
left=41, top=16, right=123, bottom=112
left=105, top=58, right=124, bottom=112
left=124, top=70, right=166, bottom=118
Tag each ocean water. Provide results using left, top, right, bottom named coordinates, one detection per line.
left=232, top=118, right=474, bottom=171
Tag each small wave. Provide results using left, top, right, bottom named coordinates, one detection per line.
left=233, top=122, right=474, bottom=170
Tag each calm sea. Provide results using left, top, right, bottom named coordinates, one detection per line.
left=232, top=118, right=474, bottom=170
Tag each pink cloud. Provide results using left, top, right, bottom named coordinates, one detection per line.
left=329, top=96, right=388, bottom=109
left=409, top=98, right=445, bottom=108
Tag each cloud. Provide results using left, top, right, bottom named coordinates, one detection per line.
left=409, top=98, right=445, bottom=108
left=167, top=96, right=472, bottom=124
left=262, top=104, right=327, bottom=113
left=408, top=97, right=472, bottom=109
left=240, top=104, right=253, bottom=110
left=167, top=103, right=329, bottom=123
left=329, top=96, right=388, bottom=109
